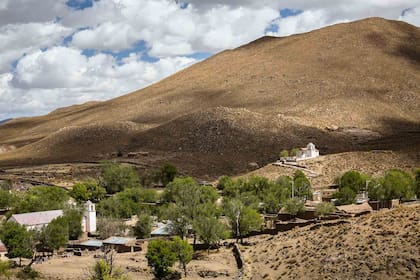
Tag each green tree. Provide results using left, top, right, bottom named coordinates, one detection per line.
left=284, top=198, right=305, bottom=218
left=293, top=170, right=312, bottom=200
left=315, top=202, right=335, bottom=220
left=225, top=199, right=262, bottom=243
left=0, top=222, right=34, bottom=266
left=367, top=180, right=386, bottom=201
left=290, top=148, right=299, bottom=157
left=89, top=259, right=128, bottom=280
left=160, top=164, right=178, bottom=186
left=171, top=237, right=193, bottom=278
left=13, top=186, right=68, bottom=214
left=100, top=161, right=140, bottom=194
left=164, top=177, right=218, bottom=243
left=382, top=169, right=414, bottom=200
left=69, top=183, right=90, bottom=202
left=36, top=217, right=68, bottom=253
left=216, top=175, right=234, bottom=191
left=333, top=187, right=356, bottom=205
left=85, top=180, right=107, bottom=202
left=146, top=239, right=177, bottom=279
left=98, top=187, right=158, bottom=219
left=70, top=180, right=106, bottom=203
left=339, top=170, right=367, bottom=194
left=194, top=205, right=228, bottom=253
left=0, top=190, right=15, bottom=209
left=279, top=150, right=289, bottom=158
left=63, top=208, right=83, bottom=240
left=133, top=214, right=152, bottom=239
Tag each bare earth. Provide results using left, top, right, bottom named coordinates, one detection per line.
left=241, top=205, right=420, bottom=280
left=33, top=247, right=237, bottom=280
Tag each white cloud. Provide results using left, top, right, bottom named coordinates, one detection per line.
left=0, top=22, right=71, bottom=73
left=1, top=46, right=196, bottom=119
left=68, top=0, right=279, bottom=56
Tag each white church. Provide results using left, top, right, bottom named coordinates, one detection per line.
left=9, top=201, right=96, bottom=234
left=296, top=143, right=319, bottom=161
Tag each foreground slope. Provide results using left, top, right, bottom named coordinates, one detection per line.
left=0, top=18, right=419, bottom=176
left=242, top=205, right=420, bottom=280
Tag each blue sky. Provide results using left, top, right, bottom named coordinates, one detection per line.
left=0, top=0, right=419, bottom=120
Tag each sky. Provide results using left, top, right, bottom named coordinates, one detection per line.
left=0, top=0, right=419, bottom=120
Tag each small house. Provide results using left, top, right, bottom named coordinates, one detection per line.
left=103, top=237, right=141, bottom=253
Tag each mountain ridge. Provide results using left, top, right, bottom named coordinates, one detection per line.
left=0, top=17, right=419, bottom=177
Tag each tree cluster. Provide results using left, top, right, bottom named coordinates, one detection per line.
left=163, top=177, right=227, bottom=249
left=333, top=169, right=418, bottom=205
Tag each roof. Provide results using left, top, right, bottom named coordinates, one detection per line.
left=79, top=239, right=103, bottom=247
left=9, top=210, right=63, bottom=226
left=0, top=240, right=7, bottom=253
left=336, top=202, right=373, bottom=214
left=103, top=236, right=135, bottom=245
left=151, top=223, right=172, bottom=236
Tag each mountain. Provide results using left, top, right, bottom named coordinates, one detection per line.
left=0, top=18, right=419, bottom=178
left=0, top=118, right=12, bottom=125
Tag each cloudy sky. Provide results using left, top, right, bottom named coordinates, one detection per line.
left=0, top=0, right=419, bottom=120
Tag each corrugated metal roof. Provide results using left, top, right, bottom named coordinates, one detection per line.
left=9, top=210, right=63, bottom=226
left=80, top=239, right=103, bottom=247
left=151, top=223, right=172, bottom=236
left=103, top=236, right=135, bottom=245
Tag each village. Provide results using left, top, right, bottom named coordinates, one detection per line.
left=0, top=143, right=419, bottom=279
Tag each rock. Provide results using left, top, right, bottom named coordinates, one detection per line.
left=326, top=125, right=339, bottom=131
left=248, top=162, right=259, bottom=169
left=198, top=270, right=229, bottom=278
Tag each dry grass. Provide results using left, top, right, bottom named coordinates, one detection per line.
left=242, top=205, right=420, bottom=280
left=33, top=247, right=236, bottom=280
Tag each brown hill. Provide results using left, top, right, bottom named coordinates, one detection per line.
left=0, top=17, right=419, bottom=177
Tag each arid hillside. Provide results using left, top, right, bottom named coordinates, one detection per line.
left=242, top=205, right=420, bottom=279
left=0, top=17, right=419, bottom=177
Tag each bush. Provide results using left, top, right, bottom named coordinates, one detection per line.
left=16, top=266, right=39, bottom=279
left=284, top=198, right=305, bottom=217
left=315, top=202, right=335, bottom=219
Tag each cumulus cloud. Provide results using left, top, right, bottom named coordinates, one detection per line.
left=1, top=47, right=196, bottom=119
left=0, top=22, right=71, bottom=73
left=1, top=0, right=420, bottom=119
